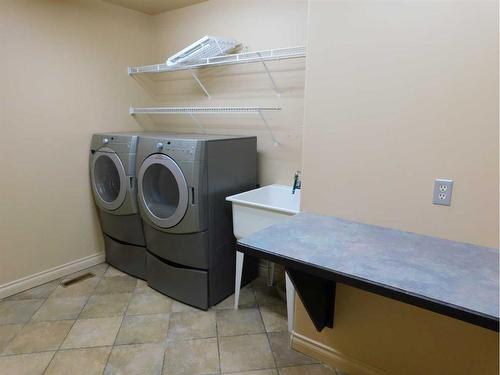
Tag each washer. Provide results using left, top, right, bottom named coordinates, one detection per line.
left=136, top=133, right=259, bottom=309
left=90, top=132, right=146, bottom=279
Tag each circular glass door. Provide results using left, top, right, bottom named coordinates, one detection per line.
left=138, top=154, right=189, bottom=228
left=91, top=148, right=127, bottom=211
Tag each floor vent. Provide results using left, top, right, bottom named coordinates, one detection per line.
left=61, top=272, right=95, bottom=287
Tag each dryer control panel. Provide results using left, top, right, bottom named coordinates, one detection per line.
left=139, top=137, right=200, bottom=162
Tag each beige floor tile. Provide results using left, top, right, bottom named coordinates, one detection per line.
left=61, top=316, right=122, bottom=349
left=104, top=266, right=127, bottom=277
left=167, top=311, right=216, bottom=340
left=45, top=346, right=111, bottom=375
left=163, top=337, right=219, bottom=374
left=171, top=300, right=199, bottom=313
left=3, top=320, right=73, bottom=355
left=219, top=333, right=275, bottom=373
left=80, top=293, right=132, bottom=318
left=31, top=297, right=87, bottom=321
left=0, top=351, right=55, bottom=375
left=269, top=332, right=317, bottom=368
left=278, top=364, right=337, bottom=375
left=260, top=304, right=288, bottom=332
left=104, top=343, right=164, bottom=375
left=126, top=291, right=172, bottom=315
left=0, top=299, right=44, bottom=324
left=6, top=280, right=60, bottom=301
left=84, top=263, right=109, bottom=277
left=216, top=307, right=265, bottom=336
left=94, top=276, right=137, bottom=295
left=213, top=285, right=256, bottom=310
left=253, top=279, right=283, bottom=306
left=226, top=370, right=279, bottom=375
left=115, top=313, right=170, bottom=345
left=134, top=280, right=155, bottom=294
left=50, top=277, right=100, bottom=299
left=0, top=324, right=24, bottom=353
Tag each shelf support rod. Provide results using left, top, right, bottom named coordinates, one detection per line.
left=188, top=113, right=207, bottom=134
left=258, top=53, right=280, bottom=97
left=189, top=69, right=211, bottom=99
left=258, top=110, right=279, bottom=146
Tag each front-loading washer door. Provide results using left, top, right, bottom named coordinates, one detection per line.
left=138, top=154, right=189, bottom=229
left=91, top=147, right=127, bottom=211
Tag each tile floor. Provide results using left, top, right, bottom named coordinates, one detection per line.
left=0, top=263, right=341, bottom=375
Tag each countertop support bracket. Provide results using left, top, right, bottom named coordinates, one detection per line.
left=286, top=268, right=336, bottom=332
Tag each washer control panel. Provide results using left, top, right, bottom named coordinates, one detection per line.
left=91, top=134, right=137, bottom=153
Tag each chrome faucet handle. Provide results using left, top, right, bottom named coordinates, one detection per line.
left=292, top=170, right=301, bottom=194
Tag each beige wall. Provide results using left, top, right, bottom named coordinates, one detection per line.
left=0, top=0, right=308, bottom=290
left=297, top=1, right=499, bottom=374
left=0, top=0, right=154, bottom=287
left=135, top=0, right=308, bottom=185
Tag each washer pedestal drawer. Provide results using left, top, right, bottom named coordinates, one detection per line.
left=99, top=211, right=146, bottom=246
left=104, top=235, right=146, bottom=280
left=146, top=251, right=209, bottom=310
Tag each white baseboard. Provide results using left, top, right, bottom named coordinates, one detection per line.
left=291, top=331, right=388, bottom=375
left=0, top=252, right=105, bottom=299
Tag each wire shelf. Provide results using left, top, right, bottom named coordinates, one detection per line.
left=129, top=106, right=282, bottom=146
left=129, top=106, right=281, bottom=115
left=128, top=46, right=306, bottom=75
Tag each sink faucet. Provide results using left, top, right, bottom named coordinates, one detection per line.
left=292, top=171, right=301, bottom=195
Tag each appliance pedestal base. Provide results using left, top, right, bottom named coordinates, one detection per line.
left=104, top=235, right=146, bottom=280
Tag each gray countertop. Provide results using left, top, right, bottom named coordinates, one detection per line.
left=238, top=213, right=499, bottom=321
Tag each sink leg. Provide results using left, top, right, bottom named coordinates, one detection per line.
left=234, top=251, right=244, bottom=309
left=285, top=271, right=295, bottom=332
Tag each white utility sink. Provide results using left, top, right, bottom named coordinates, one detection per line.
left=227, top=184, right=300, bottom=332
left=226, top=184, right=300, bottom=239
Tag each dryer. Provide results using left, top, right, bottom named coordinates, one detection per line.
left=90, top=133, right=146, bottom=279
left=136, top=133, right=258, bottom=309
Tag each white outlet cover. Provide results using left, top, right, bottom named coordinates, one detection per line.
left=433, top=179, right=453, bottom=206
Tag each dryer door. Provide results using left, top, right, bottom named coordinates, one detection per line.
left=138, top=154, right=189, bottom=229
left=90, top=147, right=127, bottom=211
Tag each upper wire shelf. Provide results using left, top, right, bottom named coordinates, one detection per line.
left=128, top=46, right=306, bottom=75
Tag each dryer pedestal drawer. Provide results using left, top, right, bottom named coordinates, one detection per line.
left=99, top=211, right=145, bottom=246
left=146, top=251, right=208, bottom=310
left=104, top=235, right=146, bottom=280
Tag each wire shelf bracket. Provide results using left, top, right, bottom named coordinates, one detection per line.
left=188, top=112, right=207, bottom=134
left=257, top=52, right=280, bottom=96
left=189, top=68, right=211, bottom=98
left=129, top=106, right=281, bottom=146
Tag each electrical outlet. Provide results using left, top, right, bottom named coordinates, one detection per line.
left=433, top=179, right=453, bottom=206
